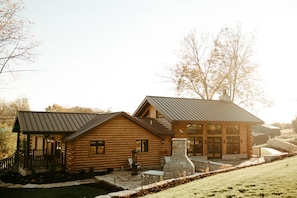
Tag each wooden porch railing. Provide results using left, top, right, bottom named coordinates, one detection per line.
left=18, top=149, right=65, bottom=170
left=0, top=152, right=16, bottom=175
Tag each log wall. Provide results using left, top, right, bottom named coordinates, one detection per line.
left=65, top=115, right=171, bottom=173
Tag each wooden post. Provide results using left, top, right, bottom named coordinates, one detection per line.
left=15, top=131, right=20, bottom=162
left=25, top=134, right=31, bottom=169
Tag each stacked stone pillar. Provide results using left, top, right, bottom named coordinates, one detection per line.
left=163, top=138, right=195, bottom=179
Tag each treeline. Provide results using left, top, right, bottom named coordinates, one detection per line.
left=0, top=97, right=30, bottom=159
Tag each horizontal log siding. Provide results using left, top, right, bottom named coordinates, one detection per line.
left=239, top=124, right=248, bottom=155
left=172, top=122, right=187, bottom=138
left=247, top=125, right=253, bottom=157
left=66, top=116, right=170, bottom=173
left=65, top=143, right=75, bottom=173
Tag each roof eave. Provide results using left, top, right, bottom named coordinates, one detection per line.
left=146, top=96, right=174, bottom=122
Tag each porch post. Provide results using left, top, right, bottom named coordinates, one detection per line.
left=63, top=142, right=67, bottom=170
left=25, top=134, right=31, bottom=169
left=15, top=131, right=20, bottom=162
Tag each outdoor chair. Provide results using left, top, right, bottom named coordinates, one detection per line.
left=128, top=158, right=141, bottom=170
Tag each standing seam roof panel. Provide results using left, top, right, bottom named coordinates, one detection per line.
left=31, top=113, right=43, bottom=132
left=49, top=113, right=63, bottom=132
left=15, top=111, right=100, bottom=133
left=71, top=114, right=82, bottom=130
left=60, top=113, right=74, bottom=131
left=72, top=114, right=85, bottom=129
left=40, top=113, right=50, bottom=131
left=144, top=96, right=263, bottom=123
left=61, top=113, right=72, bottom=131
left=37, top=113, right=46, bottom=131
left=23, top=112, right=34, bottom=132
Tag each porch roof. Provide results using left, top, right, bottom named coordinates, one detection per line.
left=12, top=111, right=98, bottom=133
left=133, top=96, right=264, bottom=124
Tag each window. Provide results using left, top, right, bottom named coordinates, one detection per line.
left=227, top=124, right=239, bottom=134
left=226, top=137, right=240, bottom=154
left=207, top=124, right=222, bottom=134
left=187, top=137, right=203, bottom=156
left=90, top=140, right=105, bottom=154
left=136, top=140, right=148, bottom=152
left=187, top=124, right=203, bottom=134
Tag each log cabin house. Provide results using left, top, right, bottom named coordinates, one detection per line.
left=10, top=95, right=263, bottom=175
left=12, top=111, right=173, bottom=175
left=133, top=96, right=264, bottom=160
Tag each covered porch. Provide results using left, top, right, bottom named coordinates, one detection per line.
left=16, top=133, right=66, bottom=176
left=12, top=111, right=98, bottom=175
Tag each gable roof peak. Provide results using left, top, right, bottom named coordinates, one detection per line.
left=134, top=95, right=263, bottom=124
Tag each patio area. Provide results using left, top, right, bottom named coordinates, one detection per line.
left=94, top=157, right=265, bottom=192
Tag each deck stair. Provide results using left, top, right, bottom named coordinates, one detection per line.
left=0, top=152, right=16, bottom=176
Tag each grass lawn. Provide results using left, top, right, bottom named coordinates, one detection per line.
left=0, top=183, right=111, bottom=198
left=145, top=155, right=297, bottom=197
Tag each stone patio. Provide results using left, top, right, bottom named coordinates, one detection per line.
left=94, top=157, right=265, bottom=197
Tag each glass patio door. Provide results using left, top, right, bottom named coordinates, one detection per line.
left=207, top=137, right=222, bottom=159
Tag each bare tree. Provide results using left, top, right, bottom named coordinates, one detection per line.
left=171, top=30, right=227, bottom=100
left=0, top=0, right=38, bottom=80
left=169, top=24, right=272, bottom=111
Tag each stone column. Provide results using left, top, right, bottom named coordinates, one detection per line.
left=163, top=138, right=195, bottom=179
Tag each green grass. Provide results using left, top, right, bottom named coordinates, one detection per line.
left=145, top=155, right=297, bottom=197
left=0, top=183, right=111, bottom=198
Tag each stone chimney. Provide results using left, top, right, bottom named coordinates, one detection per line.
left=163, top=138, right=195, bottom=179
left=219, top=88, right=231, bottom=102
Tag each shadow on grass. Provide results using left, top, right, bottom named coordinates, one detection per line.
left=0, top=183, right=114, bottom=198
left=0, top=170, right=122, bottom=198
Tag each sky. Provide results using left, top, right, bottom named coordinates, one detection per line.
left=1, top=0, right=297, bottom=124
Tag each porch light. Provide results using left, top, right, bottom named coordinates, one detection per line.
left=46, top=137, right=55, bottom=143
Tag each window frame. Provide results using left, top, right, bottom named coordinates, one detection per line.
left=207, top=124, right=222, bottom=134
left=226, top=136, right=240, bottom=154
left=90, top=140, right=105, bottom=155
left=136, top=139, right=149, bottom=152
left=187, top=136, right=203, bottom=156
left=226, top=124, right=240, bottom=134
left=187, top=124, right=203, bottom=134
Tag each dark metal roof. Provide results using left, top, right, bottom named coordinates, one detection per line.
left=64, top=112, right=173, bottom=142
left=13, top=111, right=98, bottom=133
left=133, top=96, right=264, bottom=124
